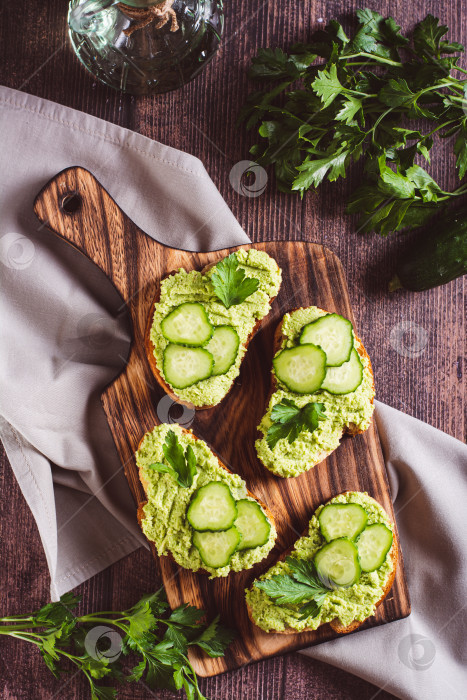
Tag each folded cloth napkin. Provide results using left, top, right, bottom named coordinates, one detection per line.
left=303, top=401, right=467, bottom=700
left=0, top=86, right=465, bottom=700
left=0, top=85, right=249, bottom=600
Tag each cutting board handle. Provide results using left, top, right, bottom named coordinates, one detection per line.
left=33, top=166, right=164, bottom=305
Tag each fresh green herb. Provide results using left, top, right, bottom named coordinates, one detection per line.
left=239, top=10, right=467, bottom=235
left=0, top=589, right=234, bottom=699
left=266, top=399, right=326, bottom=449
left=149, top=429, right=197, bottom=488
left=254, top=556, right=331, bottom=619
left=210, top=253, right=260, bottom=308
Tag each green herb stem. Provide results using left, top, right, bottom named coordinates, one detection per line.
left=0, top=623, right=46, bottom=632
left=338, top=52, right=403, bottom=67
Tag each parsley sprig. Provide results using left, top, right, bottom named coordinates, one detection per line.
left=254, top=556, right=331, bottom=619
left=0, top=590, right=234, bottom=699
left=266, top=399, right=326, bottom=449
left=239, top=10, right=467, bottom=235
left=149, top=429, right=197, bottom=488
left=210, top=253, right=260, bottom=308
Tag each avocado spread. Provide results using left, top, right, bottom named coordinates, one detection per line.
left=256, top=307, right=375, bottom=477
left=150, top=249, right=282, bottom=406
left=245, top=492, right=393, bottom=632
left=136, top=423, right=277, bottom=577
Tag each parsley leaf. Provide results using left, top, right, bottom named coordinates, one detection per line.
left=168, top=603, right=205, bottom=628
left=292, top=150, right=349, bottom=192
left=34, top=593, right=80, bottom=626
left=149, top=430, right=197, bottom=488
left=335, top=96, right=362, bottom=124
left=254, top=556, right=331, bottom=618
left=190, top=615, right=236, bottom=658
left=210, top=253, right=260, bottom=309
left=249, top=47, right=315, bottom=81
left=413, top=15, right=464, bottom=58
left=312, top=64, right=344, bottom=108
left=266, top=399, right=326, bottom=449
left=254, top=575, right=317, bottom=605
left=379, top=78, right=415, bottom=108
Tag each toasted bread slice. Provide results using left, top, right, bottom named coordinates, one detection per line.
left=246, top=491, right=398, bottom=635
left=272, top=307, right=375, bottom=434
left=145, top=253, right=281, bottom=410
left=137, top=425, right=276, bottom=576
left=256, top=307, right=375, bottom=475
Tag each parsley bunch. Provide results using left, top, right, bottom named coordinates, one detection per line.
left=255, top=556, right=331, bottom=619
left=239, top=9, right=467, bottom=235
left=0, top=590, right=234, bottom=699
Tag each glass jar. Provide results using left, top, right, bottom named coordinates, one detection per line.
left=68, top=0, right=224, bottom=95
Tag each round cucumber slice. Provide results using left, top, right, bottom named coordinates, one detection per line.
left=187, top=482, right=237, bottom=532
left=273, top=344, right=327, bottom=394
left=314, top=538, right=361, bottom=588
left=356, top=523, right=393, bottom=572
left=206, top=326, right=240, bottom=376
left=161, top=302, right=213, bottom=346
left=192, top=527, right=241, bottom=568
left=163, top=344, right=213, bottom=389
left=300, top=313, right=354, bottom=366
left=318, top=503, right=368, bottom=542
left=234, top=500, right=271, bottom=551
left=321, top=348, right=363, bottom=395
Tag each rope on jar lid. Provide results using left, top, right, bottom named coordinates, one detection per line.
left=117, top=1, right=179, bottom=36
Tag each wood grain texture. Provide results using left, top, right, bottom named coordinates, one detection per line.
left=1, top=0, right=465, bottom=697
left=33, top=166, right=410, bottom=676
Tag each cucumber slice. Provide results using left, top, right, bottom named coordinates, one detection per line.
left=187, top=482, right=237, bottom=531
left=163, top=344, right=213, bottom=389
left=321, top=348, right=363, bottom=395
left=318, top=503, right=368, bottom=542
left=356, top=523, right=393, bottom=572
left=206, top=326, right=240, bottom=376
left=273, top=344, right=327, bottom=394
left=193, top=527, right=241, bottom=568
left=161, top=302, right=213, bottom=346
left=300, top=314, right=353, bottom=366
left=234, top=500, right=271, bottom=551
left=314, top=538, right=361, bottom=588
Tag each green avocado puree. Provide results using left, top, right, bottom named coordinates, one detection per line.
left=245, top=492, right=393, bottom=632
left=256, top=307, right=375, bottom=477
left=136, top=423, right=276, bottom=578
left=150, top=249, right=281, bottom=406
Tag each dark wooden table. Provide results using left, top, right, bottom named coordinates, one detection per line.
left=1, top=1, right=465, bottom=698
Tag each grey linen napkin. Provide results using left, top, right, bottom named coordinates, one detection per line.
left=303, top=401, right=467, bottom=700
left=0, top=86, right=465, bottom=700
left=0, top=85, right=249, bottom=600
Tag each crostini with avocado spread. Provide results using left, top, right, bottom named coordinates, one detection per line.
left=246, top=491, right=398, bottom=633
left=256, top=307, right=375, bottom=478
left=136, top=423, right=276, bottom=578
left=146, top=249, right=282, bottom=408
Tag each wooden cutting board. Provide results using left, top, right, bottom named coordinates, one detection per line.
left=33, top=166, right=410, bottom=677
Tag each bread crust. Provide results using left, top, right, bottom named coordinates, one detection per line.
left=145, top=258, right=280, bottom=410
left=257, top=307, right=376, bottom=472
left=246, top=491, right=398, bottom=635
left=137, top=427, right=276, bottom=576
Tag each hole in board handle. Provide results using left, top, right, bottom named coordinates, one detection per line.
left=61, top=192, right=82, bottom=214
